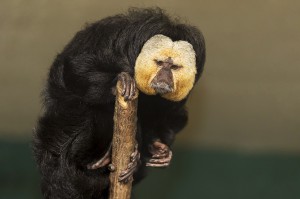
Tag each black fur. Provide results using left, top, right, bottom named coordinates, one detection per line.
left=33, top=8, right=205, bottom=199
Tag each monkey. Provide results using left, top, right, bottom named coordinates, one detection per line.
left=33, top=8, right=205, bottom=199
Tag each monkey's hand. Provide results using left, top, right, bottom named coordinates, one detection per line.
left=146, top=140, right=173, bottom=167
left=118, top=144, right=141, bottom=183
left=117, top=72, right=136, bottom=101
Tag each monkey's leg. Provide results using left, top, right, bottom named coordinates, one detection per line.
left=146, top=140, right=173, bottom=167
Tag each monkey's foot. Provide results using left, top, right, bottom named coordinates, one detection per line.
left=87, top=145, right=111, bottom=170
left=118, top=72, right=136, bottom=101
left=118, top=144, right=140, bottom=183
left=146, top=140, right=172, bottom=167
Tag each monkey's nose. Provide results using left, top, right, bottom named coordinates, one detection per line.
left=150, top=82, right=173, bottom=95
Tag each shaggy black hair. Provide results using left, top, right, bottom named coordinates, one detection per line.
left=33, top=7, right=205, bottom=199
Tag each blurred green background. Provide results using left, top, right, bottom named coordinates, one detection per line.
left=0, top=0, right=299, bottom=199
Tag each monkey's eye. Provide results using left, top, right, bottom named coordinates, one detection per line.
left=171, top=64, right=182, bottom=70
left=155, top=60, right=164, bottom=66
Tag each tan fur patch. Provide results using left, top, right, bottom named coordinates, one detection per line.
left=135, top=34, right=196, bottom=101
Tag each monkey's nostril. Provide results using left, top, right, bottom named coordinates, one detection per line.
left=151, top=82, right=173, bottom=94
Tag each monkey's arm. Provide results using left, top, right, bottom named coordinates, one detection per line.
left=61, top=54, right=120, bottom=104
left=150, top=106, right=188, bottom=167
left=158, top=105, right=188, bottom=146
left=139, top=99, right=188, bottom=167
left=45, top=54, right=139, bottom=174
left=63, top=56, right=141, bottom=181
left=38, top=55, right=137, bottom=188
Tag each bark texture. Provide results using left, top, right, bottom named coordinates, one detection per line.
left=109, top=80, right=138, bottom=199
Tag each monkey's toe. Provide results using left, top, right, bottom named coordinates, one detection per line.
left=118, top=144, right=140, bottom=183
left=146, top=150, right=172, bottom=167
left=87, top=145, right=112, bottom=170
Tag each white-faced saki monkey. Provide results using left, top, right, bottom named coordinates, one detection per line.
left=33, top=7, right=206, bottom=199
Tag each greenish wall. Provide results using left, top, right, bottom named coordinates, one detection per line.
left=1, top=140, right=300, bottom=199
left=0, top=0, right=299, bottom=152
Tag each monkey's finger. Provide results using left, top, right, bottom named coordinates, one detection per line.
left=150, top=147, right=169, bottom=157
left=153, top=140, right=165, bottom=148
left=132, top=80, right=137, bottom=99
left=146, top=162, right=170, bottom=167
left=119, top=162, right=134, bottom=176
left=148, top=151, right=172, bottom=163
left=129, top=80, right=136, bottom=100
left=118, top=169, right=134, bottom=183
left=159, top=148, right=168, bottom=154
left=124, top=75, right=132, bottom=101
left=118, top=73, right=127, bottom=96
left=147, top=157, right=171, bottom=164
left=120, top=153, right=139, bottom=176
left=87, top=145, right=112, bottom=169
left=87, top=156, right=111, bottom=170
left=153, top=141, right=169, bottom=152
left=151, top=149, right=169, bottom=158
left=130, top=149, right=140, bottom=162
left=119, top=161, right=138, bottom=182
left=119, top=164, right=135, bottom=179
left=152, top=153, right=168, bottom=158
left=130, top=150, right=138, bottom=159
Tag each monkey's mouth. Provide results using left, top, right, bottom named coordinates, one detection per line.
left=150, top=82, right=174, bottom=95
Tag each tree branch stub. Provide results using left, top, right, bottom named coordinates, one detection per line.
left=109, top=80, right=138, bottom=199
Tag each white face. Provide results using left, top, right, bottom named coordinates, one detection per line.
left=134, top=34, right=197, bottom=101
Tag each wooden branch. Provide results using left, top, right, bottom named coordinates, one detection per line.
left=109, top=80, right=138, bottom=199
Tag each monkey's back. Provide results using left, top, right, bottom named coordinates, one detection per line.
left=33, top=8, right=205, bottom=199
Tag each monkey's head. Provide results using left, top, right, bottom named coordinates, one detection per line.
left=135, top=34, right=197, bottom=101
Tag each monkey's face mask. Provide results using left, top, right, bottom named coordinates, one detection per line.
left=135, top=34, right=197, bottom=101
